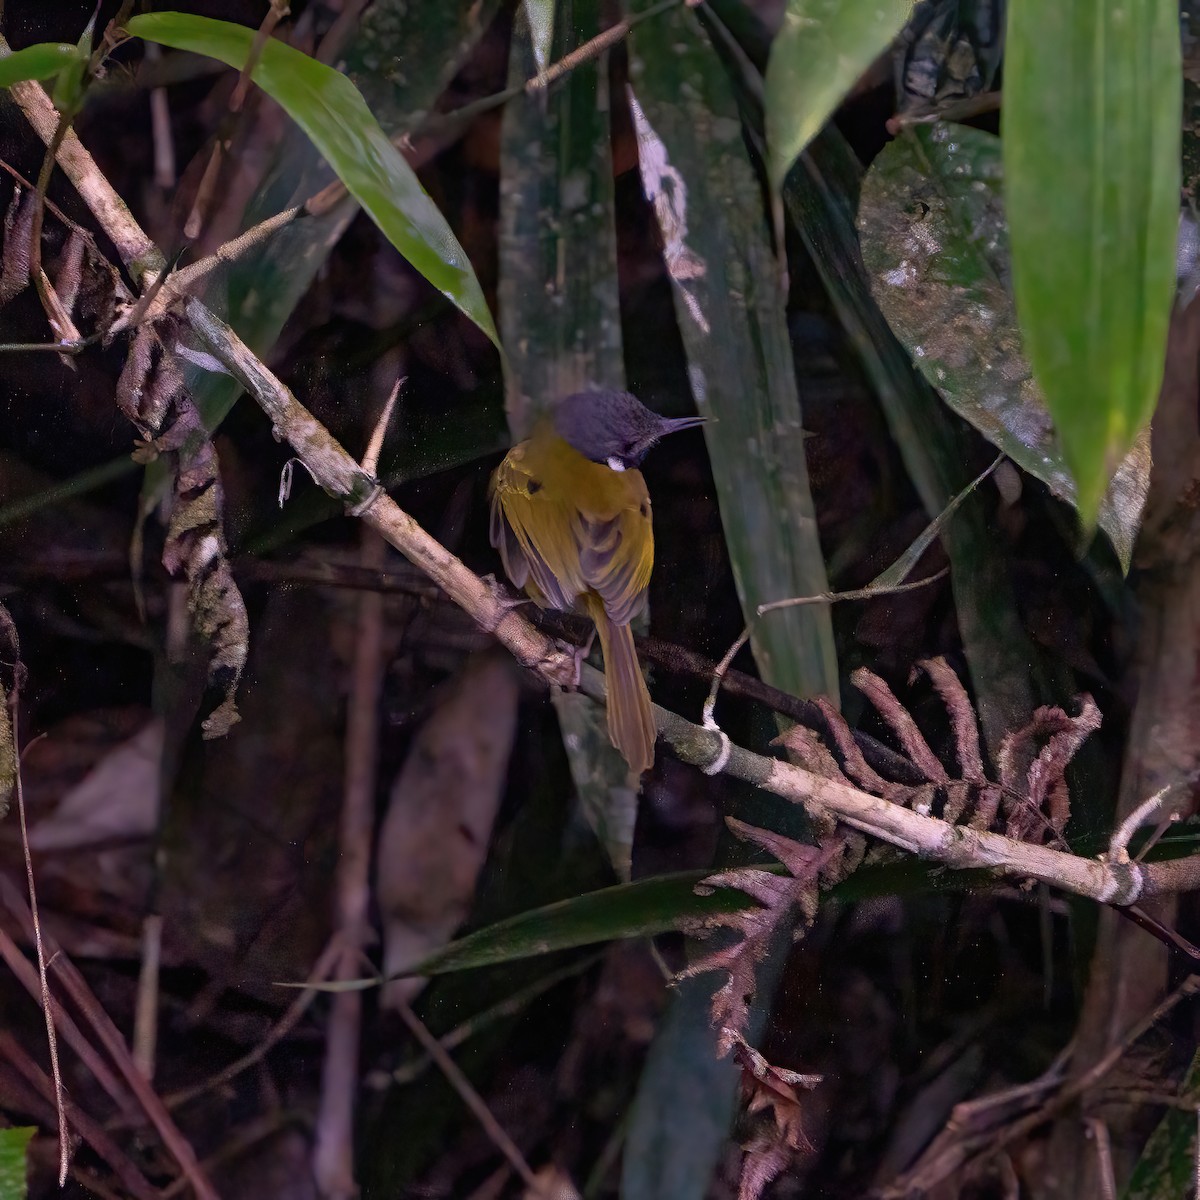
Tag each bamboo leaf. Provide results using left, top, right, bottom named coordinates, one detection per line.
left=523, top=0, right=555, bottom=73
left=126, top=11, right=499, bottom=350
left=498, top=0, right=642, bottom=854
left=765, top=0, right=912, bottom=190
left=1120, top=1049, right=1200, bottom=1199
left=0, top=1127, right=32, bottom=1200
left=622, top=975, right=740, bottom=1200
left=782, top=124, right=1041, bottom=751
left=1004, top=0, right=1180, bottom=527
left=0, top=41, right=78, bottom=88
left=858, top=124, right=1151, bottom=568
left=629, top=1, right=839, bottom=704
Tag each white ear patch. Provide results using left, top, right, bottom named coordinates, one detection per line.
left=606, top=456, right=627, bottom=472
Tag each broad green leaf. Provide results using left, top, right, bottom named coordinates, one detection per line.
left=1004, top=0, right=1180, bottom=527
left=858, top=124, right=1151, bottom=569
left=498, top=0, right=623, bottom=430
left=385, top=870, right=731, bottom=981
left=523, top=0, right=555, bottom=73
left=0, top=42, right=78, bottom=88
left=0, top=1127, right=33, bottom=1200
left=621, top=974, right=740, bottom=1200
left=629, top=1, right=839, bottom=705
left=52, top=18, right=93, bottom=112
left=765, top=0, right=912, bottom=190
left=126, top=12, right=499, bottom=350
left=870, top=454, right=1001, bottom=590
left=499, top=0, right=642, bottom=844
left=1121, top=1048, right=1200, bottom=1199
left=297, top=857, right=1000, bottom=992
left=169, top=2, right=501, bottom=551
left=782, top=124, right=1042, bottom=752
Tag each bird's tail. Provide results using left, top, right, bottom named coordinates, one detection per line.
left=586, top=596, right=656, bottom=775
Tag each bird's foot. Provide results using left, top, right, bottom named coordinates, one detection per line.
left=482, top=574, right=530, bottom=630
left=566, top=628, right=597, bottom=688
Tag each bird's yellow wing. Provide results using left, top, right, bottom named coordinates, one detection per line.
left=490, top=434, right=654, bottom=625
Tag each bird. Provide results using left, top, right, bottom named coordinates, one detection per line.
left=489, top=390, right=704, bottom=774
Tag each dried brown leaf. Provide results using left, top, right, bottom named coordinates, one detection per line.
left=116, top=322, right=248, bottom=737
left=377, top=653, right=519, bottom=1008
left=0, top=187, right=33, bottom=305
left=997, top=696, right=1098, bottom=841
left=772, top=722, right=843, bottom=781
left=683, top=820, right=832, bottom=1050
left=0, top=604, right=19, bottom=820
left=737, top=1141, right=791, bottom=1200
left=811, top=696, right=913, bottom=803
left=913, top=657, right=985, bottom=782
left=728, top=1029, right=821, bottom=1152
left=53, top=229, right=85, bottom=318
left=852, top=667, right=949, bottom=784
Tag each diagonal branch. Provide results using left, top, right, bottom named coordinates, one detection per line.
left=10, top=64, right=1200, bottom=917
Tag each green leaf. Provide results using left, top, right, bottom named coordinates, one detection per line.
left=1121, top=1049, right=1200, bottom=1199
left=400, top=870, right=735, bottom=978
left=870, top=454, right=1001, bottom=590
left=858, top=124, right=1151, bottom=569
left=765, top=0, right=913, bottom=190
left=1004, top=0, right=1180, bottom=527
left=498, top=0, right=624, bottom=429
left=523, top=0, right=555, bottom=74
left=776, top=121, right=1042, bottom=752
left=629, top=1, right=840, bottom=705
left=169, top=1, right=500, bottom=552
left=125, top=11, right=499, bottom=350
left=0, top=1127, right=33, bottom=1200
left=0, top=42, right=78, bottom=88
left=621, top=974, right=740, bottom=1200
left=51, top=18, right=93, bottom=112
left=295, top=856, right=1000, bottom=993
left=498, top=0, right=644, bottom=836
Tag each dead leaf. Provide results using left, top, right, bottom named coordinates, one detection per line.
left=377, top=651, right=519, bottom=1008
left=29, top=719, right=163, bottom=851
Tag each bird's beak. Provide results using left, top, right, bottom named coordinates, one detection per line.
left=660, top=415, right=706, bottom=435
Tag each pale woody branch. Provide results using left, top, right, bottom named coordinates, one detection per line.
left=10, top=68, right=1200, bottom=912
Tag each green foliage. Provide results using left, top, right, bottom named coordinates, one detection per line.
left=1004, top=0, right=1180, bottom=527
left=859, top=124, right=1151, bottom=568
left=126, top=12, right=499, bottom=351
left=0, top=42, right=79, bottom=88
left=0, top=1128, right=33, bottom=1200
left=621, top=975, right=740, bottom=1200
left=1121, top=1050, right=1200, bottom=1199
left=629, top=0, right=839, bottom=704
left=765, top=0, right=912, bottom=190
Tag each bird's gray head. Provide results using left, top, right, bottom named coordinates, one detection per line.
left=552, top=390, right=704, bottom=471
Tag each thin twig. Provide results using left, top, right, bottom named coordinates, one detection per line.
left=11, top=710, right=69, bottom=1184
left=361, top=375, right=404, bottom=477
left=0, top=1031, right=159, bottom=1200
left=1109, top=781, right=1187, bottom=863
left=313, top=515, right=388, bottom=1196
left=387, top=955, right=601, bottom=1086
left=1084, top=1118, right=1116, bottom=1200
left=704, top=572, right=947, bottom=730
left=144, top=43, right=176, bottom=187
left=162, top=936, right=340, bottom=1112
left=394, top=999, right=545, bottom=1194
left=229, top=0, right=288, bottom=113
left=132, top=912, right=163, bottom=1080
left=0, top=877, right=221, bottom=1200
left=0, top=920, right=132, bottom=1116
